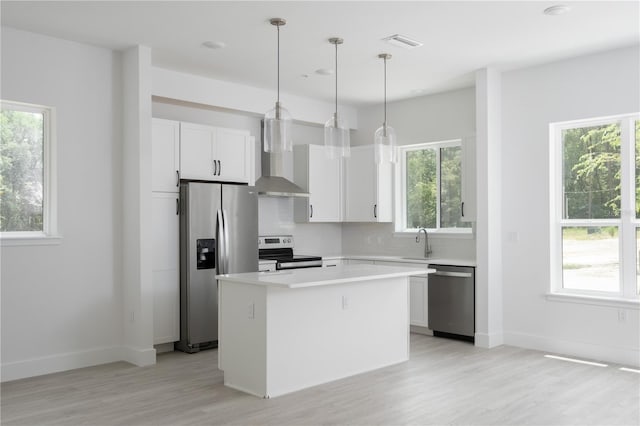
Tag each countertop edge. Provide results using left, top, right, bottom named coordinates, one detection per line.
left=323, top=255, right=476, bottom=267
left=217, top=265, right=434, bottom=288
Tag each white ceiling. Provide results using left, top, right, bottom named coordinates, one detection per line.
left=2, top=1, right=638, bottom=107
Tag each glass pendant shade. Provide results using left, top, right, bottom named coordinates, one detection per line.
left=264, top=101, right=292, bottom=153
left=264, top=18, right=293, bottom=154
left=324, top=113, right=350, bottom=159
left=374, top=53, right=397, bottom=164
left=324, top=37, right=350, bottom=159
left=374, top=123, right=397, bottom=163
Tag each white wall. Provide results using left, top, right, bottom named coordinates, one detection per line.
left=501, top=46, right=640, bottom=366
left=343, top=88, right=476, bottom=260
left=1, top=28, right=123, bottom=380
left=152, top=99, right=343, bottom=256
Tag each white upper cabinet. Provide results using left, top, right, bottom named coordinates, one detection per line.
left=344, top=145, right=392, bottom=222
left=151, top=118, right=180, bottom=193
left=216, top=127, right=255, bottom=184
left=179, top=121, right=254, bottom=184
left=293, top=144, right=342, bottom=222
left=460, top=134, right=476, bottom=222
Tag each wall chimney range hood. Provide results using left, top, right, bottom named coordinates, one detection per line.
left=254, top=121, right=309, bottom=198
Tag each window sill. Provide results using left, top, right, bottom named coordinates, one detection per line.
left=546, top=293, right=640, bottom=310
left=1, top=234, right=62, bottom=247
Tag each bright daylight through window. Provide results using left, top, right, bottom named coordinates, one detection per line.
left=0, top=100, right=54, bottom=237
left=398, top=140, right=471, bottom=232
left=553, top=114, right=639, bottom=298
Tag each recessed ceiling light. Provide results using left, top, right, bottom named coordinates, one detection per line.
left=383, top=34, right=423, bottom=49
left=202, top=41, right=226, bottom=49
left=543, top=5, right=571, bottom=16
left=315, top=68, right=334, bottom=76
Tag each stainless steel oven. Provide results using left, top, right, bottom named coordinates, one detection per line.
left=258, top=235, right=322, bottom=270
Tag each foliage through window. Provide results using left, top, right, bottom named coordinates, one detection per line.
left=553, top=114, right=639, bottom=298
left=1, top=101, right=54, bottom=236
left=399, top=140, right=470, bottom=232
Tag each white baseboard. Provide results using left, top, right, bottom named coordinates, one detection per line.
left=1, top=346, right=123, bottom=382
left=503, top=331, right=640, bottom=368
left=1, top=345, right=157, bottom=382
left=120, top=345, right=156, bottom=367
left=474, top=331, right=504, bottom=348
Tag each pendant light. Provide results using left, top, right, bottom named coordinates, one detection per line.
left=374, top=53, right=397, bottom=163
left=324, top=37, right=350, bottom=158
left=264, top=18, right=293, bottom=153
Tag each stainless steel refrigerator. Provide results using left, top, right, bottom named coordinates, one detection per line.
left=175, top=181, right=258, bottom=353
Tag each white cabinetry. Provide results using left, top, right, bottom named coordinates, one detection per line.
left=151, top=192, right=180, bottom=344
left=460, top=134, right=476, bottom=222
left=344, top=145, right=392, bottom=222
left=322, top=258, right=343, bottom=267
left=374, top=260, right=429, bottom=329
left=152, top=118, right=180, bottom=192
left=259, top=260, right=277, bottom=272
left=408, top=275, right=429, bottom=328
left=293, top=144, right=342, bottom=222
left=180, top=122, right=254, bottom=184
left=151, top=119, right=181, bottom=345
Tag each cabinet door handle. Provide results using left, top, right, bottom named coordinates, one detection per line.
left=374, top=204, right=377, bottom=218
left=213, top=160, right=217, bottom=176
left=310, top=204, right=313, bottom=218
left=217, top=160, right=221, bottom=176
left=176, top=198, right=180, bottom=215
left=176, top=170, right=180, bottom=187
left=461, top=201, right=465, bottom=217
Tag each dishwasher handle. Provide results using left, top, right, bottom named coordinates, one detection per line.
left=433, top=271, right=473, bottom=278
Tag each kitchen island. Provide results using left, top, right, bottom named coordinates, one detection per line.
left=216, top=264, right=433, bottom=398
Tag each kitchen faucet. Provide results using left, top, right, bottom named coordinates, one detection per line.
left=416, top=228, right=432, bottom=258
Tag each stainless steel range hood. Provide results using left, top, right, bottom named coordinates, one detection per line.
left=254, top=122, right=309, bottom=198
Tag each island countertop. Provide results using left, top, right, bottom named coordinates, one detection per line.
left=216, top=264, right=434, bottom=289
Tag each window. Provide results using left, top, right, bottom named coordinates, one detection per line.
left=552, top=114, right=639, bottom=299
left=0, top=100, right=56, bottom=239
left=396, top=140, right=471, bottom=233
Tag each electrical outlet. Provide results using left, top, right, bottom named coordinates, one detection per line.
left=618, top=309, right=627, bottom=323
left=248, top=303, right=255, bottom=319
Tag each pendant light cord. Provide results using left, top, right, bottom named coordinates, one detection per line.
left=335, top=41, right=338, bottom=116
left=277, top=23, right=280, bottom=104
left=383, top=56, right=387, bottom=126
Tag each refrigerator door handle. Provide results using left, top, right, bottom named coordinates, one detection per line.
left=222, top=209, right=230, bottom=274
left=216, top=209, right=225, bottom=274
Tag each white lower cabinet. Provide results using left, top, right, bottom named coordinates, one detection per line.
left=373, top=260, right=429, bottom=328
left=259, top=260, right=277, bottom=272
left=322, top=259, right=342, bottom=268
left=152, top=192, right=180, bottom=345
left=409, top=275, right=429, bottom=328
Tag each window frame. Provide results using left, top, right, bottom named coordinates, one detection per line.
left=550, top=113, right=639, bottom=301
left=394, top=139, right=472, bottom=236
left=0, top=100, right=58, bottom=244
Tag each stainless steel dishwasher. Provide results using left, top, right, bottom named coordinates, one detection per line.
left=428, top=264, right=475, bottom=342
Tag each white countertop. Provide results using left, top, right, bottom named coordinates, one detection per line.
left=217, top=264, right=434, bottom=289
left=322, top=255, right=476, bottom=267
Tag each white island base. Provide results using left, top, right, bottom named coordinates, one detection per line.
left=217, top=264, right=431, bottom=398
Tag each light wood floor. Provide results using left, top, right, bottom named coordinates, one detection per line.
left=2, top=334, right=639, bottom=425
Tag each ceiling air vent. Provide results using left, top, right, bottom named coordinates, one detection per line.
left=383, top=34, right=423, bottom=49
